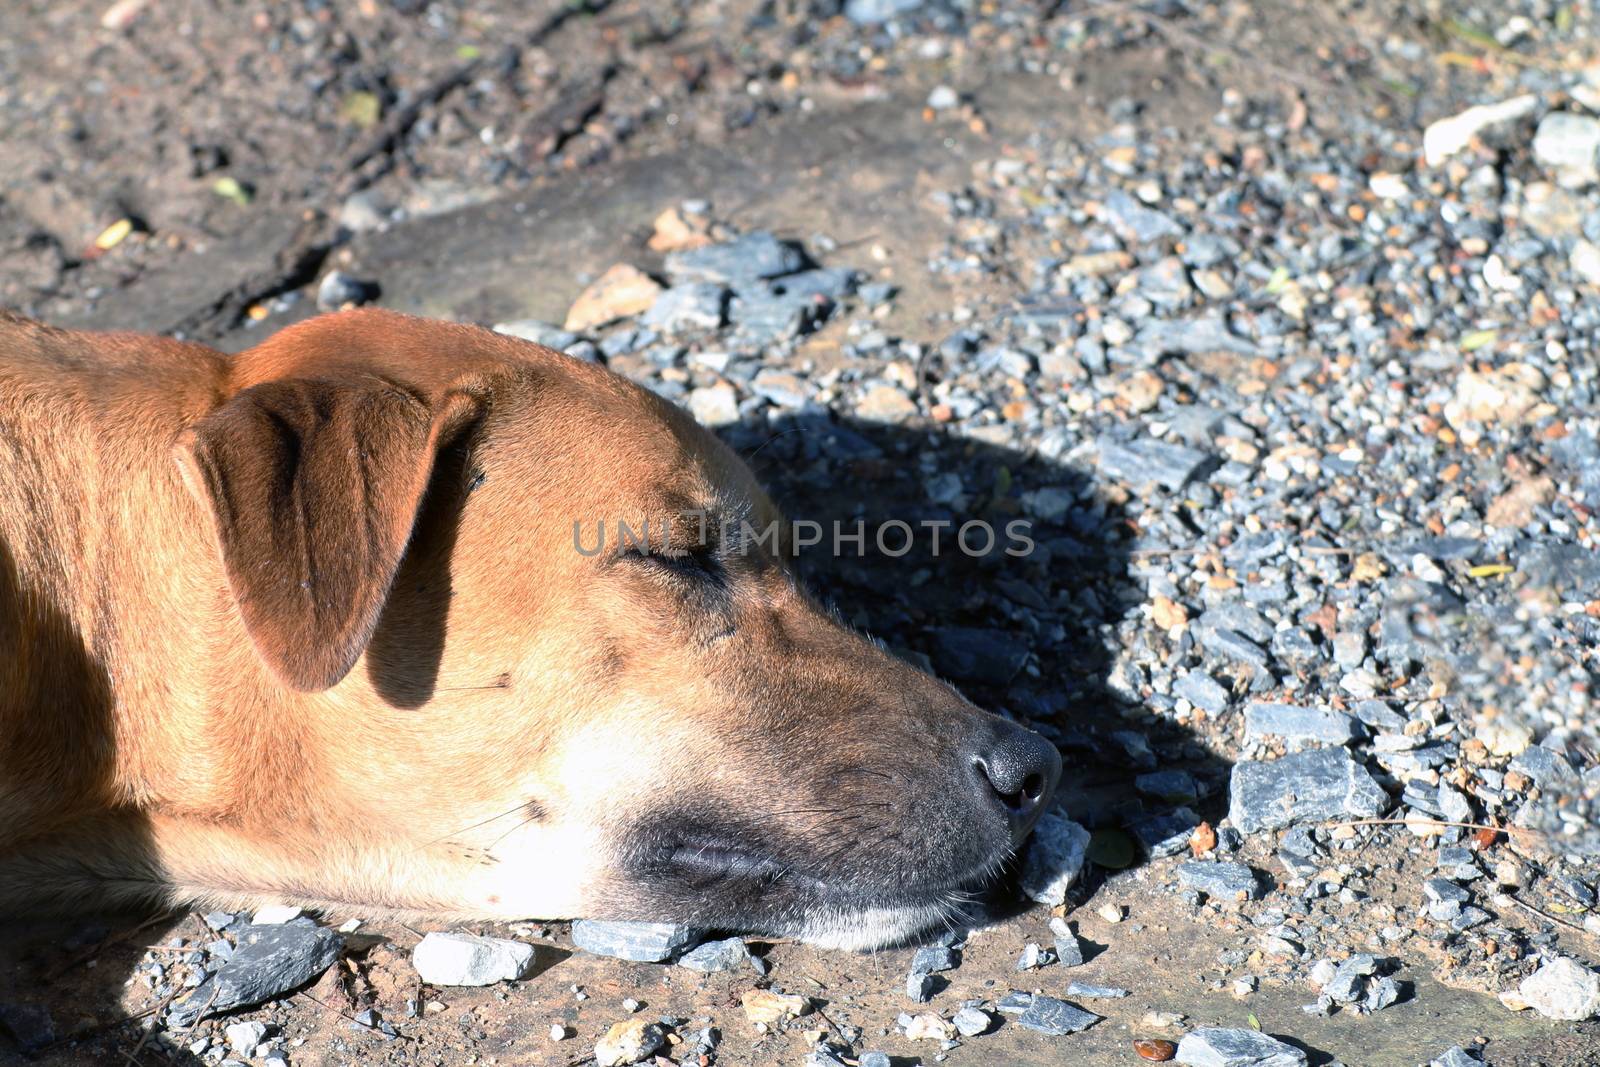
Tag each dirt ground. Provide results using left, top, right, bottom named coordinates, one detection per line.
left=2, top=1, right=1599, bottom=1066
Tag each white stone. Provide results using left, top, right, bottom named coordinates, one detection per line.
left=1476, top=718, right=1533, bottom=757
left=1533, top=112, right=1600, bottom=187
left=225, top=1021, right=268, bottom=1058
left=1482, top=254, right=1522, bottom=292
left=411, top=932, right=537, bottom=986
left=251, top=905, right=303, bottom=925
left=1368, top=172, right=1409, bottom=199
left=687, top=383, right=740, bottom=427
left=1517, top=956, right=1600, bottom=1020
left=1422, top=95, right=1538, bottom=167
left=1571, top=240, right=1600, bottom=286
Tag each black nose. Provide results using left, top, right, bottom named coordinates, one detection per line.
left=971, top=718, right=1061, bottom=836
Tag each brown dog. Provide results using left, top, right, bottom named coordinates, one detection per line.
left=0, top=308, right=1058, bottom=949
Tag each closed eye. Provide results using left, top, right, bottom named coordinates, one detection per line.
left=620, top=545, right=722, bottom=583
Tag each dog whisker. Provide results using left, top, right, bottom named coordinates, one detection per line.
left=417, top=800, right=535, bottom=850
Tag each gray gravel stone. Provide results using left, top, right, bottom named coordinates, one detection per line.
left=911, top=944, right=960, bottom=974
left=1364, top=975, right=1402, bottom=1012
left=1049, top=917, right=1086, bottom=968
left=664, top=232, right=806, bottom=284
left=772, top=267, right=858, bottom=300
left=951, top=1005, right=991, bottom=1036
left=906, top=971, right=937, bottom=1002
left=1532, top=112, right=1600, bottom=186
left=640, top=283, right=726, bottom=333
left=1175, top=1027, right=1307, bottom=1067
left=1228, top=747, right=1390, bottom=834
left=843, top=0, right=924, bottom=24
left=170, top=925, right=342, bottom=1026
left=1244, top=703, right=1363, bottom=746
left=1175, top=672, right=1230, bottom=714
left=1136, top=769, right=1199, bottom=802
left=1015, top=994, right=1100, bottom=1035
left=729, top=291, right=819, bottom=341
left=996, top=991, right=1034, bottom=1015
left=493, top=319, right=579, bottom=349
left=570, top=921, right=700, bottom=963
left=1130, top=807, right=1202, bottom=858
left=1101, top=189, right=1182, bottom=244
left=224, top=1020, right=268, bottom=1057
left=316, top=270, right=375, bottom=311
left=1063, top=981, right=1129, bottom=998
left=1098, top=436, right=1217, bottom=491
left=749, top=368, right=813, bottom=408
left=1176, top=861, right=1263, bottom=901
left=1015, top=943, right=1053, bottom=970
left=858, top=281, right=896, bottom=305
left=1020, top=812, right=1091, bottom=905
left=676, top=937, right=753, bottom=973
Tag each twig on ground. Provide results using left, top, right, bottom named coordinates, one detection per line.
left=1506, top=893, right=1597, bottom=937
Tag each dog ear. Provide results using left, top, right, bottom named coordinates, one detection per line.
left=175, top=375, right=481, bottom=692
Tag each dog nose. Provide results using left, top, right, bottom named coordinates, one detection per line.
left=970, top=719, right=1061, bottom=835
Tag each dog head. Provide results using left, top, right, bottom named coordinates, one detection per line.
left=177, top=309, right=1059, bottom=948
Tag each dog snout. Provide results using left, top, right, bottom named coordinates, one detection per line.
left=968, top=718, right=1061, bottom=840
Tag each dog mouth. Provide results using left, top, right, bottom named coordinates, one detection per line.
left=625, top=827, right=1012, bottom=949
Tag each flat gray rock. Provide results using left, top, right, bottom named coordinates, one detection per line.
left=1063, top=981, right=1129, bottom=998
left=910, top=944, right=960, bottom=975
left=952, top=1006, right=991, bottom=1036
left=1015, top=994, right=1100, bottom=1035
left=169, top=924, right=342, bottom=1026
left=1098, top=436, right=1218, bottom=491
left=1244, top=703, right=1364, bottom=746
left=1176, top=1027, right=1308, bottom=1067
left=676, top=937, right=754, bottom=973
left=664, top=232, right=806, bottom=284
left=1020, top=812, right=1091, bottom=905
left=571, top=921, right=700, bottom=963
left=1228, top=747, right=1390, bottom=834
left=1176, top=861, right=1263, bottom=901
left=640, top=283, right=726, bottom=333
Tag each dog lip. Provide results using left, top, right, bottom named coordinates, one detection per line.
left=658, top=832, right=1007, bottom=904
left=665, top=840, right=792, bottom=885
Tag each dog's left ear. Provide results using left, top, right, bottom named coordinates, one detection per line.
left=175, top=375, right=481, bottom=692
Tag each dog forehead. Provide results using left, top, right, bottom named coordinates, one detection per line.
left=478, top=361, right=753, bottom=514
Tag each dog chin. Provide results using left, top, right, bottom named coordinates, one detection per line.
left=785, top=896, right=976, bottom=951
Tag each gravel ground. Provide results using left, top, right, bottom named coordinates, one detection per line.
left=3, top=1, right=1600, bottom=1066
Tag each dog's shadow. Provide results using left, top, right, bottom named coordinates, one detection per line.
left=0, top=408, right=1234, bottom=1063
left=726, top=410, right=1234, bottom=923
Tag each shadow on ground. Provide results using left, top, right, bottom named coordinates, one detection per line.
left=723, top=408, right=1235, bottom=923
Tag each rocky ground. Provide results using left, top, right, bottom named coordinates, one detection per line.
left=3, top=1, right=1600, bottom=1066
